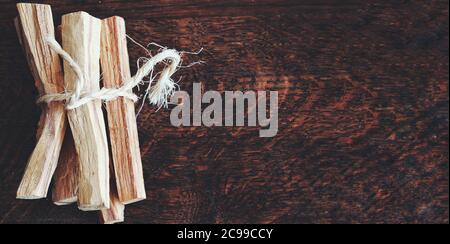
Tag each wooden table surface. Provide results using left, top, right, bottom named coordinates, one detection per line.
left=0, top=0, right=448, bottom=224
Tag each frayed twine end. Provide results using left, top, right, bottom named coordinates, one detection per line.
left=128, top=37, right=204, bottom=114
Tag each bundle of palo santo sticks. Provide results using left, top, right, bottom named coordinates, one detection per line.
left=14, top=3, right=176, bottom=224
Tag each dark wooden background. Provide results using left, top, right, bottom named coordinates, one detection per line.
left=0, top=0, right=448, bottom=224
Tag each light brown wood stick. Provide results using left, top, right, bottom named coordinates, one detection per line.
left=100, top=16, right=146, bottom=204
left=52, top=127, right=79, bottom=205
left=62, top=12, right=110, bottom=211
left=15, top=3, right=66, bottom=199
left=51, top=25, right=78, bottom=205
left=100, top=161, right=125, bottom=224
left=100, top=189, right=125, bottom=224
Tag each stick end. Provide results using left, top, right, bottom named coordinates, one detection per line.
left=121, top=196, right=146, bottom=205
left=78, top=202, right=111, bottom=212
left=16, top=194, right=46, bottom=200
left=17, top=3, right=51, bottom=11
left=53, top=197, right=77, bottom=206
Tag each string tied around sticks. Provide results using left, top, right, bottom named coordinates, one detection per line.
left=38, top=36, right=183, bottom=110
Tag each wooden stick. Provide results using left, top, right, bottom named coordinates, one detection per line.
left=51, top=25, right=78, bottom=205
left=62, top=11, right=110, bottom=211
left=15, top=3, right=66, bottom=199
left=100, top=189, right=125, bottom=224
left=100, top=16, right=146, bottom=204
left=52, top=127, right=78, bottom=205
left=100, top=161, right=125, bottom=224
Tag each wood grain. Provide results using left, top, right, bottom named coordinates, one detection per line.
left=0, top=0, right=448, bottom=224
left=51, top=24, right=78, bottom=206
left=100, top=160, right=125, bottom=224
left=52, top=127, right=78, bottom=205
left=15, top=3, right=66, bottom=200
left=61, top=11, right=110, bottom=211
left=101, top=16, right=146, bottom=205
left=99, top=188, right=125, bottom=224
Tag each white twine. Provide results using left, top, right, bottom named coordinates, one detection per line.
left=38, top=36, right=182, bottom=110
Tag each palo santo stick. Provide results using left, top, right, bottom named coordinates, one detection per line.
left=100, top=161, right=125, bottom=224
left=52, top=127, right=79, bottom=205
left=100, top=189, right=125, bottom=224
left=15, top=3, right=66, bottom=199
left=100, top=16, right=146, bottom=204
left=62, top=12, right=110, bottom=210
left=51, top=25, right=78, bottom=205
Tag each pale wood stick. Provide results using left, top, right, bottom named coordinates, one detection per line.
left=51, top=25, right=79, bottom=205
left=100, top=189, right=125, bottom=224
left=52, top=127, right=79, bottom=205
left=100, top=16, right=146, bottom=204
left=15, top=3, right=66, bottom=199
left=62, top=11, right=110, bottom=211
left=100, top=161, right=125, bottom=224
